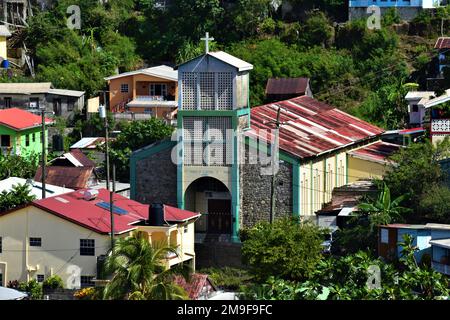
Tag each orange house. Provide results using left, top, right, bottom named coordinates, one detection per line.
left=105, top=65, right=178, bottom=120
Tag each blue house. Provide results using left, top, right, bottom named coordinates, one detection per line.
left=349, top=1, right=445, bottom=21
left=379, top=223, right=450, bottom=275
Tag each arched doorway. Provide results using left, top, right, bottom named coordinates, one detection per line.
left=184, top=177, right=232, bottom=237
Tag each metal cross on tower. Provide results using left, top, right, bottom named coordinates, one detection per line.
left=201, top=32, right=214, bottom=53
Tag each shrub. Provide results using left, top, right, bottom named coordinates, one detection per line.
left=198, top=267, right=253, bottom=291
left=43, top=275, right=64, bottom=290
left=18, top=280, right=43, bottom=300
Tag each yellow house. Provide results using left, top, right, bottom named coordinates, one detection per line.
left=0, top=189, right=199, bottom=288
left=0, top=25, right=11, bottom=61
left=347, top=141, right=401, bottom=183
left=104, top=65, right=178, bottom=120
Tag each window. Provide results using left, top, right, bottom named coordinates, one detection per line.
left=412, top=104, right=419, bottom=112
left=80, top=276, right=95, bottom=288
left=150, top=84, right=167, bottom=97
left=120, top=84, right=129, bottom=93
left=80, top=239, right=95, bottom=256
left=29, top=98, right=39, bottom=109
left=25, top=134, right=30, bottom=147
left=0, top=135, right=10, bottom=147
left=0, top=236, right=2, bottom=253
left=0, top=273, right=3, bottom=286
left=381, top=229, right=389, bottom=244
left=4, top=97, right=11, bottom=109
left=184, top=225, right=188, bottom=234
left=36, top=275, right=45, bottom=283
left=30, top=237, right=42, bottom=247
left=32, top=133, right=36, bottom=143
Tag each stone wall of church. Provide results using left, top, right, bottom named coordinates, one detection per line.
left=240, top=145, right=293, bottom=228
left=134, top=147, right=178, bottom=206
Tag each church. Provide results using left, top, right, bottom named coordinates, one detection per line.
left=130, top=37, right=393, bottom=245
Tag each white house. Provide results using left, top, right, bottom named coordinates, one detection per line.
left=0, top=188, right=199, bottom=289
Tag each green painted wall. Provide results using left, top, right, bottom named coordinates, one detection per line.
left=0, top=125, right=46, bottom=158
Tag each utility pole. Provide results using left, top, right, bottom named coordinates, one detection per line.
left=269, top=107, right=282, bottom=224
left=41, top=107, right=46, bottom=199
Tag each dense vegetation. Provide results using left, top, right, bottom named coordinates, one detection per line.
left=3, top=1, right=444, bottom=129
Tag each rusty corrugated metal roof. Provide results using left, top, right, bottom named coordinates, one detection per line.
left=435, top=37, right=450, bottom=49
left=246, top=96, right=385, bottom=159
left=265, top=77, right=309, bottom=95
left=347, top=141, right=401, bottom=165
left=34, top=166, right=95, bottom=190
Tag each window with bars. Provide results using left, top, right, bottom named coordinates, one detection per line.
left=36, top=275, right=45, bottom=283
left=181, top=72, right=233, bottom=110
left=120, top=84, right=129, bottom=93
left=183, top=116, right=232, bottom=167
left=182, top=72, right=197, bottom=110
left=217, top=72, right=233, bottom=110
left=80, top=239, right=95, bottom=256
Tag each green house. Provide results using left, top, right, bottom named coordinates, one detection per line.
left=0, top=108, right=52, bottom=158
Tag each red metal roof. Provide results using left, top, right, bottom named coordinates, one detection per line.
left=66, top=149, right=96, bottom=167
left=30, top=189, right=199, bottom=235
left=435, top=37, right=450, bottom=49
left=347, top=141, right=401, bottom=165
left=399, top=127, right=425, bottom=135
left=0, top=108, right=53, bottom=131
left=34, top=166, right=95, bottom=190
left=265, top=77, right=309, bottom=95
left=246, top=96, right=385, bottom=159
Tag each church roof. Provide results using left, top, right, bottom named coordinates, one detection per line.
left=176, top=51, right=253, bottom=72
left=246, top=96, right=384, bottom=159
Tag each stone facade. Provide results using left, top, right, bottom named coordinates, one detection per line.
left=240, top=145, right=293, bottom=228
left=349, top=7, right=422, bottom=22
left=135, top=146, right=178, bottom=206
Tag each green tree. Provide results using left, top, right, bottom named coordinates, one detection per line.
left=0, top=184, right=36, bottom=213
left=241, top=217, right=325, bottom=282
left=103, top=233, right=188, bottom=300
left=0, top=153, right=39, bottom=180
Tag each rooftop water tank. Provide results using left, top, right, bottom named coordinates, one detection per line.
left=148, top=203, right=165, bottom=226
left=84, top=189, right=99, bottom=201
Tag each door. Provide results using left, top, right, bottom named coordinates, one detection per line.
left=207, top=199, right=232, bottom=234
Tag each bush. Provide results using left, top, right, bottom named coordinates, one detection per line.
left=43, top=275, right=64, bottom=290
left=18, top=280, right=43, bottom=300
left=198, top=267, right=253, bottom=291
left=241, top=217, right=325, bottom=282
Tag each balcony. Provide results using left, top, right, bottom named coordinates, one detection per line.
left=127, top=95, right=177, bottom=108
left=432, top=261, right=450, bottom=275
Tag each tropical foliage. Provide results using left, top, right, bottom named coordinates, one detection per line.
left=102, top=233, right=188, bottom=300
left=0, top=184, right=36, bottom=213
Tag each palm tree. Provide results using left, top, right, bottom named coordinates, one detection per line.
left=102, top=232, right=189, bottom=300
left=358, top=183, right=411, bottom=229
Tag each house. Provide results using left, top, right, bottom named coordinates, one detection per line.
left=0, top=108, right=52, bottom=157
left=316, top=180, right=379, bottom=230
left=0, top=83, right=85, bottom=119
left=0, top=0, right=29, bottom=25
left=0, top=25, right=11, bottom=64
left=265, top=77, right=313, bottom=102
left=0, top=188, right=199, bottom=288
left=70, top=137, right=109, bottom=165
left=378, top=223, right=450, bottom=275
left=173, top=273, right=217, bottom=300
left=104, top=65, right=178, bottom=123
left=434, top=37, right=450, bottom=79
left=348, top=0, right=445, bottom=22
left=0, top=177, right=73, bottom=200
left=34, top=150, right=99, bottom=190
left=347, top=141, right=401, bottom=182
left=405, top=89, right=450, bottom=145
left=130, top=44, right=389, bottom=249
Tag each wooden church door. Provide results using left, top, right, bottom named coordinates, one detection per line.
left=207, top=199, right=232, bottom=234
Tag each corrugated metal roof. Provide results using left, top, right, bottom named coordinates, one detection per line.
left=0, top=25, right=11, bottom=37
left=70, top=137, right=105, bottom=149
left=48, top=89, right=85, bottom=97
left=265, top=77, right=309, bottom=95
left=430, top=239, right=450, bottom=249
left=104, top=65, right=178, bottom=81
left=34, top=166, right=95, bottom=190
left=0, top=82, right=52, bottom=94
left=347, top=141, right=401, bottom=165
left=246, top=96, right=384, bottom=159
left=0, top=108, right=53, bottom=131
left=435, top=37, right=450, bottom=49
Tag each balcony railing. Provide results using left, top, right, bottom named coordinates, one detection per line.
left=432, top=261, right=450, bottom=275
left=135, top=95, right=175, bottom=102
left=431, top=119, right=450, bottom=134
